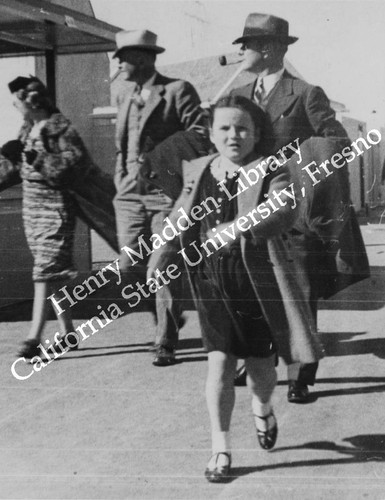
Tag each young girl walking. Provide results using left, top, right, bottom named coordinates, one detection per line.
left=151, top=95, right=320, bottom=481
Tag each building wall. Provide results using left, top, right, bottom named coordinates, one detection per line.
left=369, top=125, right=385, bottom=207
left=379, top=126, right=385, bottom=206
left=341, top=117, right=368, bottom=211
left=0, top=0, right=113, bottom=312
left=35, top=0, right=111, bottom=152
left=341, top=117, right=385, bottom=211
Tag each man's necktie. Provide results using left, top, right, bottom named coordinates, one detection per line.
left=254, top=78, right=266, bottom=107
left=132, top=85, right=145, bottom=108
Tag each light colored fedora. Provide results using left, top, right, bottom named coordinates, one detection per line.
left=233, top=13, right=298, bottom=45
left=113, top=30, right=165, bottom=58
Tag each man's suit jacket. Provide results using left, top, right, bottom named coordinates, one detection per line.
left=115, top=72, right=205, bottom=195
left=232, top=70, right=348, bottom=154
left=233, top=72, right=369, bottom=299
left=150, top=154, right=323, bottom=365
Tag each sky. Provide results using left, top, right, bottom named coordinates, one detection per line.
left=91, top=0, right=385, bottom=127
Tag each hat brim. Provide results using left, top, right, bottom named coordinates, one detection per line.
left=232, top=34, right=298, bottom=45
left=113, top=44, right=165, bottom=58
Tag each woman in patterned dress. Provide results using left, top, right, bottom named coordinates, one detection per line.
left=8, top=76, right=80, bottom=359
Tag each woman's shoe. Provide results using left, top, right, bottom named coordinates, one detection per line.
left=254, top=411, right=278, bottom=450
left=204, top=452, right=232, bottom=483
left=17, top=339, right=41, bottom=359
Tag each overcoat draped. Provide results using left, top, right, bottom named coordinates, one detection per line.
left=285, top=136, right=370, bottom=299
left=151, top=154, right=323, bottom=365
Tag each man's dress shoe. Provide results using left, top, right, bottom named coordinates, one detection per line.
left=287, top=381, right=310, bottom=403
left=152, top=346, right=177, bottom=366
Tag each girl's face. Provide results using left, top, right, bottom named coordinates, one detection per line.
left=210, top=107, right=260, bottom=164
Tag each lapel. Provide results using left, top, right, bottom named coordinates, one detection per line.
left=139, top=73, right=165, bottom=135
left=265, top=71, right=297, bottom=123
left=116, top=87, right=135, bottom=143
left=235, top=72, right=297, bottom=124
left=182, top=154, right=216, bottom=210
left=179, top=154, right=218, bottom=246
left=236, top=82, right=254, bottom=100
left=236, top=156, right=266, bottom=217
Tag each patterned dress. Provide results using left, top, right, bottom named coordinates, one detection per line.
left=21, top=120, right=77, bottom=282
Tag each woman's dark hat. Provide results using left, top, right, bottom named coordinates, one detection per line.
left=8, top=76, right=42, bottom=93
left=233, top=13, right=298, bottom=45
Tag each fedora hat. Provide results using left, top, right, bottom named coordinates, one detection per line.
left=233, top=13, right=298, bottom=45
left=113, top=30, right=165, bottom=58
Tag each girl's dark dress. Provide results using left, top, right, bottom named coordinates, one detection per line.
left=191, top=163, right=276, bottom=359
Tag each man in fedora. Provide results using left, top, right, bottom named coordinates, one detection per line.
left=230, top=13, right=353, bottom=403
left=113, top=30, right=206, bottom=366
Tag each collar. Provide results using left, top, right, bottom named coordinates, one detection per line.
left=30, top=119, right=48, bottom=138
left=257, top=67, right=285, bottom=96
left=140, top=71, right=157, bottom=101
left=210, top=155, right=241, bottom=182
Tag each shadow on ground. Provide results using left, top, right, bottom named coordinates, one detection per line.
left=224, top=434, right=385, bottom=481
left=318, top=266, right=385, bottom=311
left=55, top=336, right=206, bottom=363
left=317, top=331, right=385, bottom=359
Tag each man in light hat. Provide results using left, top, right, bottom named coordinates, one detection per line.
left=112, top=30, right=206, bottom=366
left=231, top=13, right=351, bottom=403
